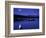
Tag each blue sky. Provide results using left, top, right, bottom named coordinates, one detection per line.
left=14, top=8, right=39, bottom=16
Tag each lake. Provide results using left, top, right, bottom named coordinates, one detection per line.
left=14, top=18, right=39, bottom=30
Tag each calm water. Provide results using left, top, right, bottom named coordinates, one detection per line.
left=14, top=18, right=39, bottom=30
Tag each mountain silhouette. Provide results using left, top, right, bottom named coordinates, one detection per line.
left=14, top=15, right=39, bottom=21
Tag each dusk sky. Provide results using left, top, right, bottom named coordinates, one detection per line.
left=14, top=8, right=39, bottom=16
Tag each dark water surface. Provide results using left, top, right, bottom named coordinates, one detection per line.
left=14, top=18, right=39, bottom=30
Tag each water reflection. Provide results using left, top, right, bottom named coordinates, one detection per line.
left=14, top=15, right=39, bottom=30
